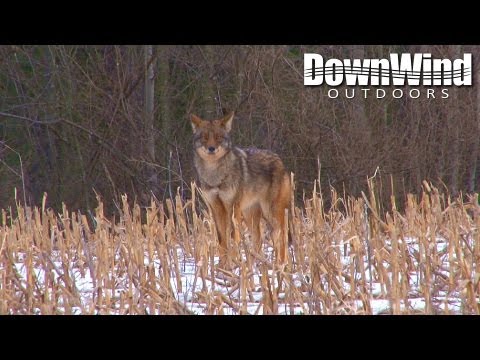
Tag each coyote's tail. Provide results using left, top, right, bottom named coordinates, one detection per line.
left=287, top=205, right=295, bottom=246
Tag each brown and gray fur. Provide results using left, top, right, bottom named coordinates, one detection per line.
left=191, top=111, right=291, bottom=268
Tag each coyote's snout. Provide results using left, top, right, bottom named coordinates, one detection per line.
left=191, top=111, right=291, bottom=268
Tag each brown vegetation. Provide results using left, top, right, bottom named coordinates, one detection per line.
left=1, top=180, right=478, bottom=314
left=0, top=45, right=478, bottom=215
left=1, top=45, right=479, bottom=314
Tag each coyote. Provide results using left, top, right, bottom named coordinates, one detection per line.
left=190, top=111, right=291, bottom=268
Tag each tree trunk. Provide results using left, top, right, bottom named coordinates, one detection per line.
left=157, top=46, right=171, bottom=198
left=449, top=45, right=461, bottom=196
left=145, top=45, right=157, bottom=193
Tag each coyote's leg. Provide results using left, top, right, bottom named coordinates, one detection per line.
left=224, top=203, right=241, bottom=266
left=272, top=174, right=291, bottom=265
left=243, top=205, right=262, bottom=255
left=232, top=203, right=242, bottom=245
left=208, top=197, right=231, bottom=268
left=272, top=207, right=288, bottom=265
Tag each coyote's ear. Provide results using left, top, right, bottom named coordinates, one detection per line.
left=221, top=111, right=234, bottom=132
left=190, top=114, right=202, bottom=132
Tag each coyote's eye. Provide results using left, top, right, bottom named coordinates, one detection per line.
left=215, top=134, right=223, bottom=141
left=202, top=133, right=208, bottom=141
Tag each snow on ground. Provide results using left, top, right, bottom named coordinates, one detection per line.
left=9, top=235, right=474, bottom=314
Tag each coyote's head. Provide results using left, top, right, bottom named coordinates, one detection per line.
left=190, top=112, right=234, bottom=161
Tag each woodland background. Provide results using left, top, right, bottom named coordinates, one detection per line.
left=0, top=45, right=478, bottom=215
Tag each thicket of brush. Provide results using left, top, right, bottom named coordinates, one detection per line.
left=1, top=45, right=479, bottom=216
left=1, top=179, right=478, bottom=314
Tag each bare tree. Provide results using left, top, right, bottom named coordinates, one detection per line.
left=145, top=45, right=157, bottom=194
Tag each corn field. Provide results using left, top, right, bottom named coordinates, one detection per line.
left=1, top=178, right=479, bottom=315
